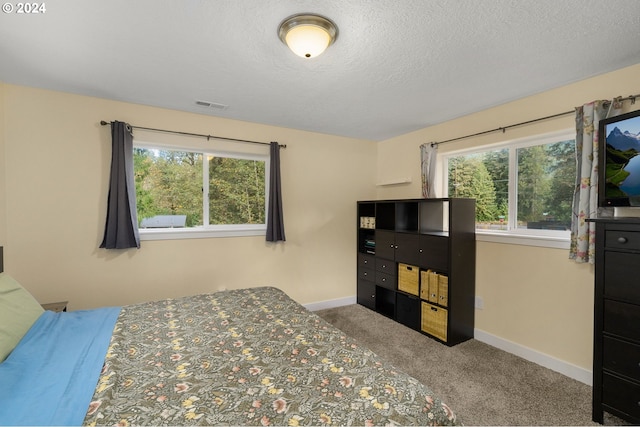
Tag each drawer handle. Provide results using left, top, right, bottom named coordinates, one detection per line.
left=618, top=237, right=628, bottom=244
left=431, top=307, right=438, bottom=312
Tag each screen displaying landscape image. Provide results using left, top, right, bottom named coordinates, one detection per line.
left=604, top=115, right=640, bottom=205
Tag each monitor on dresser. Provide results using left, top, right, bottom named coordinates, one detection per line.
left=598, top=109, right=640, bottom=210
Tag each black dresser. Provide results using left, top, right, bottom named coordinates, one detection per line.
left=590, top=218, right=640, bottom=424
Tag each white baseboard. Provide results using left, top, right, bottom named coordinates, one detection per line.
left=474, top=328, right=592, bottom=386
left=304, top=295, right=356, bottom=312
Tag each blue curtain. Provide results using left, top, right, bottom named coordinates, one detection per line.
left=266, top=142, right=285, bottom=242
left=100, top=121, right=140, bottom=249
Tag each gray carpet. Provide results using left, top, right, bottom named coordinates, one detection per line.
left=315, top=304, right=620, bottom=426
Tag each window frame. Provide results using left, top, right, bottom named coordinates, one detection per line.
left=440, top=129, right=575, bottom=249
left=134, top=140, right=270, bottom=241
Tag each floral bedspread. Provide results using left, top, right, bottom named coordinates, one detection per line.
left=83, top=287, right=459, bottom=426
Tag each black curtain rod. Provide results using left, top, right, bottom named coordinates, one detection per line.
left=432, top=93, right=640, bottom=147
left=99, top=121, right=286, bottom=148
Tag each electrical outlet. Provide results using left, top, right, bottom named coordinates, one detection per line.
left=475, top=296, right=484, bottom=310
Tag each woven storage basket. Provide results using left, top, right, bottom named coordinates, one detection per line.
left=398, top=263, right=419, bottom=296
left=421, top=301, right=448, bottom=341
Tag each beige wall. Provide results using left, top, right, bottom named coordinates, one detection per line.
left=376, top=63, right=640, bottom=372
left=0, top=82, right=7, bottom=246
left=0, top=83, right=6, bottom=246
left=0, top=84, right=377, bottom=309
left=2, top=63, right=639, bottom=375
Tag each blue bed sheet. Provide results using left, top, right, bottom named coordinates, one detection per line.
left=0, top=307, right=120, bottom=426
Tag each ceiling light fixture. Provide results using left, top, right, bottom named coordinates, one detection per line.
left=278, top=13, right=338, bottom=59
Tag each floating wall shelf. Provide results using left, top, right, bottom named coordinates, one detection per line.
left=376, top=177, right=412, bottom=186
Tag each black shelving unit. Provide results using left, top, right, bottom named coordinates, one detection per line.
left=357, top=198, right=476, bottom=346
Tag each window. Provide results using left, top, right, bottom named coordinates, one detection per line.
left=442, top=130, right=575, bottom=246
left=133, top=143, right=268, bottom=240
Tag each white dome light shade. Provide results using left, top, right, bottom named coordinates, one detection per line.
left=286, top=25, right=331, bottom=58
left=278, top=14, right=338, bottom=59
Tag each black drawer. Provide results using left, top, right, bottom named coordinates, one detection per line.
left=604, top=251, right=640, bottom=304
left=604, top=300, right=640, bottom=342
left=419, top=234, right=449, bottom=272
left=602, top=373, right=640, bottom=420
left=604, top=336, right=640, bottom=382
left=358, top=267, right=375, bottom=282
left=395, top=233, right=419, bottom=265
left=358, top=253, right=375, bottom=269
left=375, top=258, right=396, bottom=276
left=606, top=230, right=640, bottom=251
left=376, top=271, right=396, bottom=290
left=357, top=279, right=376, bottom=310
left=376, top=231, right=395, bottom=261
left=396, top=292, right=421, bottom=330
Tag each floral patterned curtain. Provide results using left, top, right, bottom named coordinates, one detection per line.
left=420, top=142, right=438, bottom=198
left=569, top=99, right=621, bottom=263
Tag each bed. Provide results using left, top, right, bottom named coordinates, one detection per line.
left=0, top=272, right=460, bottom=426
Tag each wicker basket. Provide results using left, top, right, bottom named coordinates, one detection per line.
left=421, top=301, right=448, bottom=341
left=398, top=263, right=419, bottom=296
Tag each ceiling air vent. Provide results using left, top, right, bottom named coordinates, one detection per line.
left=195, top=100, right=228, bottom=110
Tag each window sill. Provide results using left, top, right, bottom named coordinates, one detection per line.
left=139, top=225, right=266, bottom=241
left=476, top=230, right=570, bottom=249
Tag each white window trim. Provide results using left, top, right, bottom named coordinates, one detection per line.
left=441, top=129, right=574, bottom=249
left=476, top=230, right=570, bottom=249
left=134, top=140, right=270, bottom=240
left=139, top=224, right=267, bottom=241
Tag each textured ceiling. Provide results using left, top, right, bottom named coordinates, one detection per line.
left=1, top=0, right=639, bottom=141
